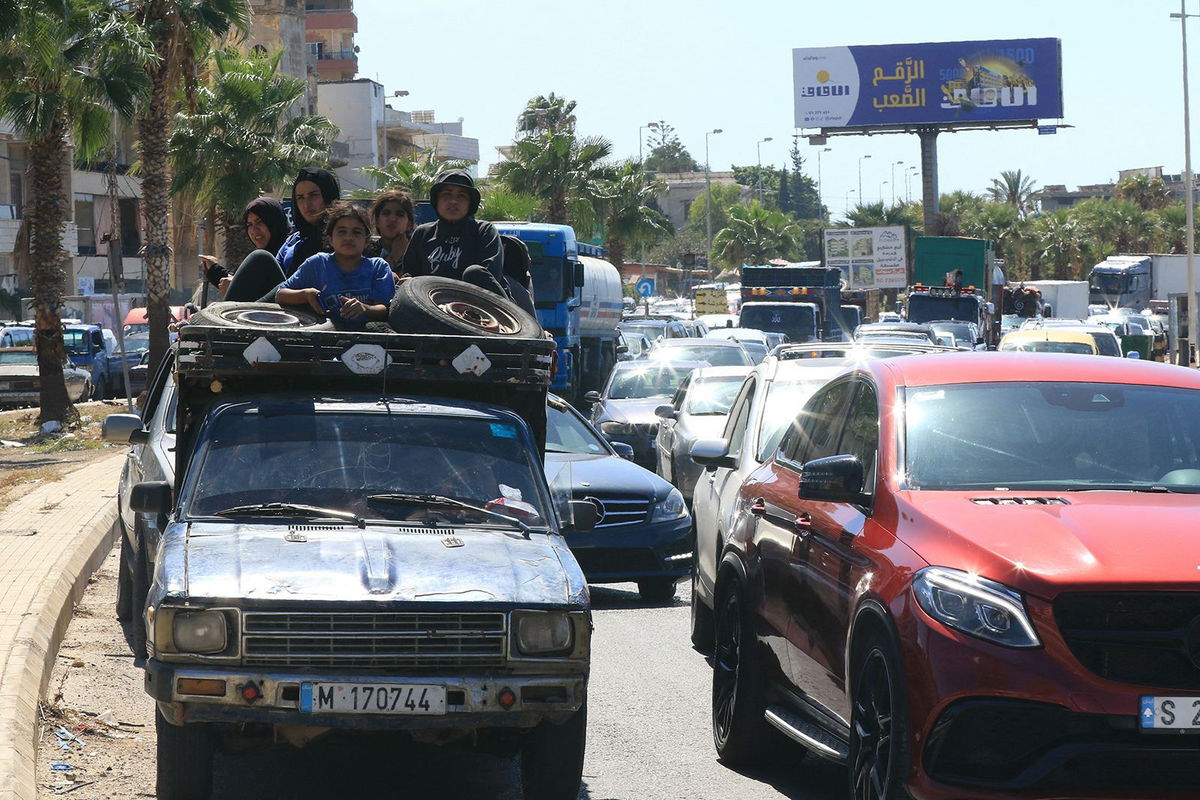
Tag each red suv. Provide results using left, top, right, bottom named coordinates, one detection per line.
left=698, top=353, right=1200, bottom=799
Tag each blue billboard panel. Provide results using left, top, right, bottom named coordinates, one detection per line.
left=793, top=39, right=1062, bottom=129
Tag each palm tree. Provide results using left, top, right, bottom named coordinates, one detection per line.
left=0, top=0, right=151, bottom=423
left=598, top=160, right=672, bottom=267
left=476, top=184, right=540, bottom=222
left=357, top=155, right=475, bottom=202
left=170, top=48, right=337, bottom=268
left=494, top=131, right=613, bottom=226
left=1115, top=174, right=1173, bottom=211
left=516, top=93, right=577, bottom=137
left=987, top=169, right=1038, bottom=216
left=131, top=0, right=249, bottom=376
left=960, top=202, right=1025, bottom=261
left=1030, top=210, right=1082, bottom=280
left=712, top=202, right=803, bottom=268
left=843, top=201, right=922, bottom=231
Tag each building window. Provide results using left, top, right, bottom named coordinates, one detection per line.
left=9, top=171, right=22, bottom=219
left=75, top=196, right=96, bottom=256
left=118, top=198, right=140, bottom=257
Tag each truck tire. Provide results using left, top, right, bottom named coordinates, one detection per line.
left=131, top=530, right=149, bottom=659
left=521, top=701, right=587, bottom=800
left=155, top=707, right=215, bottom=800
left=115, top=529, right=133, bottom=621
left=389, top=276, right=542, bottom=338
left=188, top=301, right=333, bottom=331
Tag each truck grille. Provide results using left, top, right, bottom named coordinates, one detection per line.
left=1055, top=593, right=1200, bottom=689
left=577, top=493, right=650, bottom=529
left=241, top=611, right=507, bottom=670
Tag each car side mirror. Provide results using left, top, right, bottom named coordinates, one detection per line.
left=566, top=499, right=598, bottom=532
left=102, top=413, right=149, bottom=444
left=583, top=391, right=601, bottom=404
left=654, top=404, right=677, bottom=420
left=976, top=337, right=985, bottom=345
left=91, top=331, right=104, bottom=351
left=573, top=262, right=585, bottom=288
left=130, top=480, right=172, bottom=514
left=690, top=438, right=735, bottom=470
left=608, top=441, right=635, bottom=460
left=616, top=343, right=628, bottom=354
left=798, top=454, right=869, bottom=505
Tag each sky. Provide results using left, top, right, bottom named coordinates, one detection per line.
left=356, top=0, right=1193, bottom=219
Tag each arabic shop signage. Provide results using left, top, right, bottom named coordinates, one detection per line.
left=793, top=38, right=1063, bottom=129
left=824, top=226, right=907, bottom=291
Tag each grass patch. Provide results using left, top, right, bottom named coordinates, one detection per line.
left=28, top=437, right=105, bottom=454
left=0, top=466, right=63, bottom=494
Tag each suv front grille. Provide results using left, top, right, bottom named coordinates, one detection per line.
left=1055, top=593, right=1200, bottom=689
left=241, top=611, right=507, bottom=670
left=576, top=493, right=650, bottom=529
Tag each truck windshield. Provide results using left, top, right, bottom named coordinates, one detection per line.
left=62, top=330, right=90, bottom=356
left=187, top=410, right=551, bottom=528
left=527, top=243, right=568, bottom=304
left=1089, top=273, right=1129, bottom=296
left=739, top=305, right=817, bottom=342
left=906, top=295, right=979, bottom=324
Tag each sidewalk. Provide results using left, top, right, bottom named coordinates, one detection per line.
left=0, top=454, right=124, bottom=800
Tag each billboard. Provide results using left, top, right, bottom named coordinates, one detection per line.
left=824, top=227, right=907, bottom=290
left=794, top=39, right=1062, bottom=129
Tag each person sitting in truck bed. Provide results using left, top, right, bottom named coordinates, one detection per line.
left=402, top=169, right=510, bottom=299
left=276, top=203, right=395, bottom=329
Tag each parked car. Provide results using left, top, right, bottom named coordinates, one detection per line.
left=1000, top=329, right=1099, bottom=355
left=586, top=360, right=707, bottom=469
left=653, top=366, right=753, bottom=503
left=697, top=352, right=1200, bottom=799
left=0, top=347, right=92, bottom=406
left=646, top=337, right=753, bottom=368
left=544, top=395, right=691, bottom=601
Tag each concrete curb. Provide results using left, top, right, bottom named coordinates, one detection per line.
left=0, top=456, right=122, bottom=800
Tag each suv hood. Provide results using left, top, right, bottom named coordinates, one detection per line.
left=171, top=522, right=585, bottom=607
left=899, top=491, right=1200, bottom=596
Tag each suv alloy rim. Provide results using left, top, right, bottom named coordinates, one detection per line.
left=851, top=647, right=896, bottom=800
left=712, top=590, right=741, bottom=744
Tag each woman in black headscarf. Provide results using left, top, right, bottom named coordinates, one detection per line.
left=199, top=197, right=290, bottom=296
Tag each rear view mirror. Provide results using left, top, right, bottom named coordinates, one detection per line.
left=130, top=480, right=172, bottom=514
left=573, top=262, right=585, bottom=288
left=690, top=438, right=735, bottom=470
left=654, top=405, right=677, bottom=420
left=799, top=454, right=869, bottom=506
left=102, top=413, right=148, bottom=444
left=583, top=391, right=601, bottom=404
left=566, top=499, right=599, bottom=532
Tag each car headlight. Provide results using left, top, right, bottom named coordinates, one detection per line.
left=600, top=421, right=634, bottom=436
left=913, top=567, right=1040, bottom=648
left=650, top=488, right=688, bottom=523
left=513, top=611, right=574, bottom=656
left=172, top=611, right=228, bottom=654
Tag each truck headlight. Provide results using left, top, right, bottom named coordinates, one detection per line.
left=649, top=488, right=687, bottom=523
left=172, top=611, right=228, bottom=654
left=600, top=421, right=633, bottom=436
left=513, top=611, right=574, bottom=656
left=913, top=567, right=1040, bottom=648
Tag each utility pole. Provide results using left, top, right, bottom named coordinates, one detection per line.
left=106, top=149, right=132, bottom=410
left=857, top=154, right=872, bottom=201
left=704, top=128, right=723, bottom=258
left=1175, top=1, right=1199, bottom=366
left=756, top=137, right=773, bottom=202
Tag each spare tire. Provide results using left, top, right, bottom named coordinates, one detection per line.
left=389, top=276, right=542, bottom=338
left=187, top=301, right=333, bottom=331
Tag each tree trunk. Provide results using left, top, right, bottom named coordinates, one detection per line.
left=27, top=113, right=77, bottom=426
left=605, top=236, right=626, bottom=269
left=138, top=47, right=173, bottom=378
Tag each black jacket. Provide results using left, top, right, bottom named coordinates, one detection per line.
left=402, top=217, right=504, bottom=285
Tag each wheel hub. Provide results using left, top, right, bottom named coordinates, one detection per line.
left=429, top=289, right=520, bottom=335
left=224, top=309, right=305, bottom=327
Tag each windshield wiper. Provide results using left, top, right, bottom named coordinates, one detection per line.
left=366, top=493, right=532, bottom=538
left=211, top=503, right=365, bottom=528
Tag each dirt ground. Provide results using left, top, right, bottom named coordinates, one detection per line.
left=0, top=400, right=135, bottom=514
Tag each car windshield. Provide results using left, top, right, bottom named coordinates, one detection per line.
left=187, top=410, right=550, bottom=527
left=1001, top=340, right=1094, bottom=354
left=606, top=364, right=696, bottom=399
left=757, top=377, right=834, bottom=460
left=0, top=351, right=37, bottom=365
left=1087, top=332, right=1121, bottom=357
left=904, top=382, right=1200, bottom=492
left=620, top=323, right=667, bottom=342
left=931, top=322, right=973, bottom=342
left=545, top=403, right=608, bottom=455
left=650, top=343, right=749, bottom=367
left=118, top=333, right=150, bottom=354
left=685, top=375, right=747, bottom=415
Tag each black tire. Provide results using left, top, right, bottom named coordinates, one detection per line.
left=711, top=577, right=774, bottom=766
left=115, top=529, right=133, bottom=621
left=521, top=701, right=587, bottom=800
left=638, top=576, right=679, bottom=602
left=848, top=632, right=914, bottom=800
left=188, top=301, right=333, bottom=331
left=131, top=533, right=149, bottom=659
left=155, top=707, right=214, bottom=800
left=388, top=276, right=542, bottom=338
left=690, top=561, right=715, bottom=653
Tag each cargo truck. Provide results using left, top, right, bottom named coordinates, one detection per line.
left=1087, top=254, right=1200, bottom=311
left=1021, top=280, right=1090, bottom=320
left=738, top=263, right=844, bottom=342
left=906, top=237, right=1002, bottom=346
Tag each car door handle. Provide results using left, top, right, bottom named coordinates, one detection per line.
left=749, top=498, right=766, bottom=517
left=792, top=513, right=812, bottom=534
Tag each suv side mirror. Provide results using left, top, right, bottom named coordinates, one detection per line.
left=102, top=413, right=149, bottom=444
left=573, top=262, right=585, bottom=288
left=130, top=480, right=172, bottom=514
left=616, top=342, right=628, bottom=354
left=583, top=391, right=601, bottom=404
left=566, top=499, right=599, bottom=532
left=654, top=404, right=677, bottom=420
left=608, top=441, right=635, bottom=460
left=690, top=438, right=735, bottom=470
left=798, top=454, right=869, bottom=506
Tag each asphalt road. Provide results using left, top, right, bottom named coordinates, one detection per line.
left=39, top=554, right=846, bottom=799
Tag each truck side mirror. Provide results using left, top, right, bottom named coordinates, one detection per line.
left=91, top=330, right=104, bottom=351
left=573, top=262, right=585, bottom=288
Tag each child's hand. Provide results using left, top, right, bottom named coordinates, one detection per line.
left=339, top=295, right=366, bottom=320
left=298, top=287, right=325, bottom=316
left=218, top=277, right=232, bottom=295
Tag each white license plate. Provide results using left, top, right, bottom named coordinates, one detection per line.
left=1141, top=696, right=1200, bottom=731
left=300, top=682, right=446, bottom=715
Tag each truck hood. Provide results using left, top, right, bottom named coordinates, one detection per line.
left=172, top=522, right=585, bottom=607
left=898, top=491, right=1200, bottom=596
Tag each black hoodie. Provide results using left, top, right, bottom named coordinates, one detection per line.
left=276, top=167, right=340, bottom=274
left=402, top=169, right=504, bottom=285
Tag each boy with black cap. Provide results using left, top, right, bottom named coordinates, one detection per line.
left=402, top=169, right=509, bottom=297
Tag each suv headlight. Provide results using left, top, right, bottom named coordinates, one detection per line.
left=649, top=488, right=687, bottom=523
left=600, top=421, right=633, bottom=436
left=513, top=611, right=574, bottom=656
left=155, top=607, right=236, bottom=656
left=913, top=567, right=1040, bottom=648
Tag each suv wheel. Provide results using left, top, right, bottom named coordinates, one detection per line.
left=711, top=577, right=774, bottom=766
left=637, top=577, right=678, bottom=602
left=155, top=707, right=215, bottom=800
left=848, top=633, right=914, bottom=800
left=115, top=530, right=133, bottom=621
left=131, top=532, right=149, bottom=659
left=520, top=701, right=587, bottom=800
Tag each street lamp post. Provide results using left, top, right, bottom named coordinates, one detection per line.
left=891, top=160, right=905, bottom=204
left=704, top=128, right=723, bottom=258
left=639, top=121, right=659, bottom=164
left=381, top=89, right=409, bottom=166
left=846, top=188, right=858, bottom=219
left=880, top=180, right=889, bottom=204
left=756, top=137, right=773, bottom=202
left=857, top=154, right=872, bottom=201
left=1173, top=2, right=1199, bottom=366
left=817, top=146, right=832, bottom=217
left=906, top=166, right=919, bottom=203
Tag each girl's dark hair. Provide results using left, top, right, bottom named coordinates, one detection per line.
left=370, top=189, right=415, bottom=227
left=323, top=201, right=372, bottom=238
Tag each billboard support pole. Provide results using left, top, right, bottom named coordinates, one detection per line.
left=919, top=128, right=939, bottom=235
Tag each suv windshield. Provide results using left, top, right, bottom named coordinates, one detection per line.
left=606, top=365, right=695, bottom=399
left=188, top=409, right=550, bottom=526
left=904, top=382, right=1200, bottom=492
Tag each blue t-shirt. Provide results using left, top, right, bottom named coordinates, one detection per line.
left=281, top=253, right=396, bottom=328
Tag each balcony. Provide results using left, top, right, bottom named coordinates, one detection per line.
left=305, top=9, right=356, bottom=32
left=315, top=48, right=357, bottom=61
